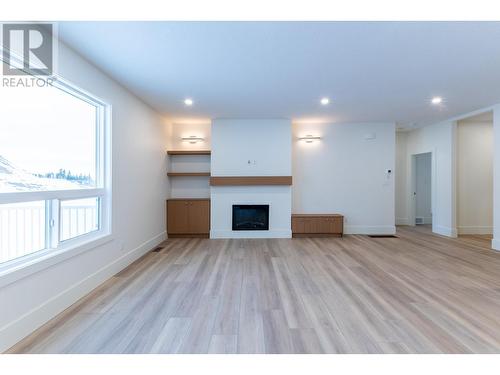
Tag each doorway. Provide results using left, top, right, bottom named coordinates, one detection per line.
left=411, top=152, right=432, bottom=227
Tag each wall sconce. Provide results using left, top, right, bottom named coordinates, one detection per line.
left=181, top=136, right=204, bottom=144
left=298, top=135, right=321, bottom=143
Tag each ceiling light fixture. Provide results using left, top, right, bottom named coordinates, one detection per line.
left=431, top=97, right=442, bottom=105
left=184, top=98, right=194, bottom=106
left=181, top=136, right=204, bottom=144
left=320, top=97, right=330, bottom=105
left=298, top=135, right=321, bottom=143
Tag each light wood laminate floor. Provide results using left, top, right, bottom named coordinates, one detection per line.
left=7, top=226, right=500, bottom=354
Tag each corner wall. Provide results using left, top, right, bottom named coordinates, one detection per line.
left=395, top=132, right=409, bottom=225
left=457, top=120, right=493, bottom=235
left=492, top=105, right=500, bottom=250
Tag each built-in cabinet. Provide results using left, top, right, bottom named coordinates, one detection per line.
left=167, top=199, right=210, bottom=237
left=291, top=214, right=343, bottom=237
left=165, top=149, right=344, bottom=239
left=166, top=150, right=211, bottom=237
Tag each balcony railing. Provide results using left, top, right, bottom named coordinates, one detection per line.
left=60, top=205, right=98, bottom=241
left=0, top=203, right=97, bottom=265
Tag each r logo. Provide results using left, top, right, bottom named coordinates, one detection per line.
left=2, top=23, right=54, bottom=76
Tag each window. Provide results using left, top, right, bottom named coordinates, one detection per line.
left=60, top=197, right=100, bottom=242
left=0, top=62, right=110, bottom=267
left=0, top=201, right=46, bottom=264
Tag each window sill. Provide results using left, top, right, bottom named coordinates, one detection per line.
left=0, top=232, right=114, bottom=290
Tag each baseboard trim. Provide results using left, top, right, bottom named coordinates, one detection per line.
left=433, top=225, right=457, bottom=238
left=491, top=238, right=500, bottom=251
left=344, top=225, right=396, bottom=235
left=0, top=231, right=166, bottom=353
left=457, top=226, right=493, bottom=235
left=396, top=218, right=409, bottom=225
left=210, top=229, right=292, bottom=239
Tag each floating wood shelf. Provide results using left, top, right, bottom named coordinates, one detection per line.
left=167, top=172, right=211, bottom=177
left=167, top=150, right=211, bottom=155
left=210, top=176, right=292, bottom=186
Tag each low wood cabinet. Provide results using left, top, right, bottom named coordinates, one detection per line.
left=291, top=214, right=343, bottom=237
left=167, top=199, right=210, bottom=237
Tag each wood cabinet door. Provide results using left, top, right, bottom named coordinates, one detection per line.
left=187, top=200, right=210, bottom=234
left=167, top=200, right=189, bottom=234
left=292, top=216, right=343, bottom=235
left=291, top=217, right=305, bottom=233
left=330, top=217, right=343, bottom=234
left=321, top=217, right=343, bottom=234
left=318, top=218, right=332, bottom=233
left=303, top=218, right=318, bottom=233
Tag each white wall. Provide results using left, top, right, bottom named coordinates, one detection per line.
left=395, top=132, right=408, bottom=225
left=211, top=119, right=291, bottom=176
left=166, top=122, right=211, bottom=151
left=400, top=121, right=456, bottom=237
left=0, top=41, right=168, bottom=351
left=292, top=122, right=396, bottom=235
left=211, top=119, right=292, bottom=238
left=457, top=121, right=493, bottom=235
left=166, top=122, right=212, bottom=199
left=415, top=153, right=432, bottom=224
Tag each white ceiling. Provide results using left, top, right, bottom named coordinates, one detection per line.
left=58, top=22, right=500, bottom=126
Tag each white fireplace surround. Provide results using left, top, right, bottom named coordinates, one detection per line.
left=210, top=119, right=292, bottom=239
left=210, top=185, right=292, bottom=238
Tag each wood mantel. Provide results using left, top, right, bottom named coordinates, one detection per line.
left=167, top=150, right=211, bottom=155
left=209, top=176, right=292, bottom=186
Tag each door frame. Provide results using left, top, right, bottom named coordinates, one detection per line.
left=409, top=151, right=435, bottom=230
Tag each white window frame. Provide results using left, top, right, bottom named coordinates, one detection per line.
left=0, top=64, right=112, bottom=285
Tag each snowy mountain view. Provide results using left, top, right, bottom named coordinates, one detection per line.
left=0, top=155, right=91, bottom=192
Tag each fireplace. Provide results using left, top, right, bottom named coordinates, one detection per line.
left=232, top=205, right=269, bottom=231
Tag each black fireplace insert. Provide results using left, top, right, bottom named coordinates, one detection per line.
left=232, top=205, right=269, bottom=231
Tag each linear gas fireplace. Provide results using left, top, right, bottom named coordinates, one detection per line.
left=232, top=205, right=269, bottom=231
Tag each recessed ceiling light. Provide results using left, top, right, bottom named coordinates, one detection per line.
left=184, top=98, right=193, bottom=106
left=320, top=97, right=330, bottom=105
left=431, top=97, right=442, bottom=105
